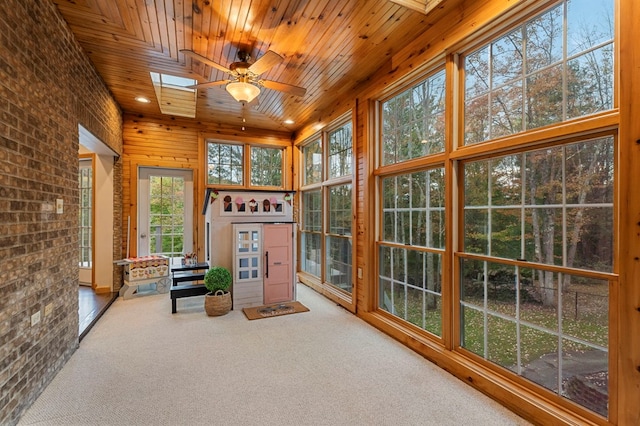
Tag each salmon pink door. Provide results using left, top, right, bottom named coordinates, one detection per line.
left=263, top=223, right=293, bottom=304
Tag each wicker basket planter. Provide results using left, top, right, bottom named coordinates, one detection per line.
left=204, top=290, right=232, bottom=316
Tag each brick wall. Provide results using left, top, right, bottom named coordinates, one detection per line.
left=0, top=1, right=122, bottom=424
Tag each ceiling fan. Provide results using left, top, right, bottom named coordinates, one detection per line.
left=180, top=49, right=307, bottom=103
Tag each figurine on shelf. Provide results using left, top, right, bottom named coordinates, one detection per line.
left=182, top=252, right=197, bottom=266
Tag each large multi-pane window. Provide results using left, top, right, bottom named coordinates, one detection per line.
left=379, top=169, right=445, bottom=337
left=464, top=0, right=613, bottom=144
left=459, top=0, right=614, bottom=418
left=207, top=140, right=284, bottom=189
left=460, top=137, right=614, bottom=417
left=326, top=183, right=352, bottom=292
left=299, top=119, right=354, bottom=295
left=377, top=69, right=446, bottom=337
left=373, top=0, right=615, bottom=419
left=301, top=189, right=322, bottom=276
left=78, top=159, right=92, bottom=267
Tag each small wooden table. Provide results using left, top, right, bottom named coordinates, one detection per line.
left=170, top=262, right=210, bottom=313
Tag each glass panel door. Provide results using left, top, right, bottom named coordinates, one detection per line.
left=138, top=167, right=193, bottom=265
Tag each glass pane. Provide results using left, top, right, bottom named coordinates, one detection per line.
left=250, top=146, right=283, bottom=187
left=464, top=208, right=488, bottom=255
left=381, top=69, right=445, bottom=165
left=460, top=304, right=484, bottom=357
left=325, top=235, right=352, bottom=293
left=566, top=45, right=614, bottom=119
left=520, top=325, right=558, bottom=388
left=381, top=169, right=445, bottom=249
left=301, top=232, right=321, bottom=277
left=525, top=5, right=563, bottom=74
left=465, top=46, right=490, bottom=98
left=207, top=141, right=243, bottom=185
left=491, top=29, right=523, bottom=88
left=464, top=94, right=489, bottom=145
left=526, top=65, right=563, bottom=130
left=567, top=0, right=613, bottom=57
left=562, top=340, right=608, bottom=417
left=490, top=81, right=523, bottom=138
left=562, top=276, right=608, bottom=347
left=491, top=208, right=520, bottom=259
left=303, top=190, right=322, bottom=232
left=463, top=0, right=613, bottom=145
left=303, top=139, right=322, bottom=185
left=328, top=122, right=352, bottom=178
left=460, top=258, right=609, bottom=417
left=329, top=184, right=352, bottom=236
left=379, top=246, right=442, bottom=337
left=487, top=314, right=518, bottom=371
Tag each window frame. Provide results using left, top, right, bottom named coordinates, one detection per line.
left=205, top=138, right=287, bottom=190
left=79, top=157, right=93, bottom=268
left=298, top=113, right=355, bottom=304
left=370, top=0, right=617, bottom=420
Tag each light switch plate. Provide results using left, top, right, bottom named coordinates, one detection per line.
left=56, top=198, right=63, bottom=214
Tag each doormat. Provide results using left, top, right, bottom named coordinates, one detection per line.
left=242, top=301, right=309, bottom=320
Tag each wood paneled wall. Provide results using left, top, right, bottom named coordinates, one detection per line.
left=121, top=113, right=292, bottom=260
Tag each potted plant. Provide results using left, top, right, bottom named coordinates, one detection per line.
left=203, top=266, right=232, bottom=316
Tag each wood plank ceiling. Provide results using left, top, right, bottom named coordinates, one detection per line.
left=53, top=0, right=447, bottom=133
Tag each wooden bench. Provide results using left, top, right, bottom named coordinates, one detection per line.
left=170, top=263, right=209, bottom=314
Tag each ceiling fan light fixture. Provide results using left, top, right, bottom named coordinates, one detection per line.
left=226, top=81, right=260, bottom=103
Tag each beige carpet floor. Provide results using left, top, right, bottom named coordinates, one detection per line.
left=19, top=284, right=530, bottom=426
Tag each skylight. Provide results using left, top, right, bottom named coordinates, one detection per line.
left=150, top=72, right=197, bottom=118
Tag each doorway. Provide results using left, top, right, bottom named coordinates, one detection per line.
left=138, top=167, right=194, bottom=265
left=78, top=125, right=118, bottom=339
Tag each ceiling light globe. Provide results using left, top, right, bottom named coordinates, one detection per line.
left=226, top=82, right=260, bottom=103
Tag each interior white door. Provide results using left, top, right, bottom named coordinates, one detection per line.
left=138, top=167, right=193, bottom=264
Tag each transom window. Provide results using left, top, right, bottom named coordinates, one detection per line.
left=328, top=123, right=353, bottom=179
left=303, top=139, right=322, bottom=185
left=464, top=0, right=614, bottom=144
left=381, top=69, right=446, bottom=164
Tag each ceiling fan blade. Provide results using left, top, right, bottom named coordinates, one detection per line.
left=186, top=80, right=229, bottom=90
left=248, top=50, right=283, bottom=75
left=180, top=49, right=232, bottom=74
left=260, top=79, right=307, bottom=97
